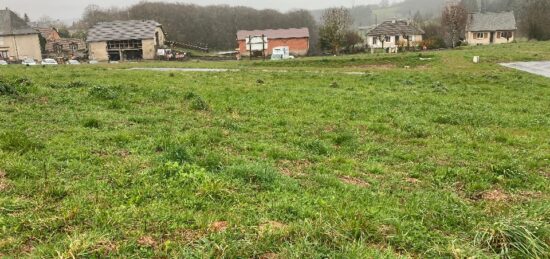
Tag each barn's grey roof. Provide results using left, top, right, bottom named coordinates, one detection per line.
left=237, top=28, right=310, bottom=40
left=87, top=20, right=162, bottom=42
left=367, top=20, right=424, bottom=36
left=466, top=12, right=516, bottom=32
left=0, top=9, right=39, bottom=36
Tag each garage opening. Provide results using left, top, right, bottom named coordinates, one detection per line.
left=107, top=40, right=143, bottom=61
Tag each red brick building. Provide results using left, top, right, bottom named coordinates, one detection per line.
left=236, top=28, right=310, bottom=57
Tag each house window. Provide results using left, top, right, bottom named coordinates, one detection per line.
left=499, top=31, right=512, bottom=39
left=372, top=37, right=377, bottom=45
left=475, top=32, right=485, bottom=39
left=384, top=36, right=391, bottom=42
left=0, top=50, right=8, bottom=60
left=53, top=43, right=63, bottom=53
left=395, top=36, right=400, bottom=42
left=69, top=43, right=78, bottom=52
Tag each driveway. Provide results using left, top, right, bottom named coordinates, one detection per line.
left=500, top=61, right=550, bottom=78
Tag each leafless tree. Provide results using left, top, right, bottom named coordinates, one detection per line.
left=343, top=31, right=363, bottom=53
left=319, top=7, right=353, bottom=55
left=520, top=0, right=550, bottom=40
left=441, top=3, right=468, bottom=48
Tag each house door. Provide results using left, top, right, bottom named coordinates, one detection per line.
left=490, top=32, right=495, bottom=44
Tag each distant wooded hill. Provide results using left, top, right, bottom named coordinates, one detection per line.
left=311, top=0, right=447, bottom=27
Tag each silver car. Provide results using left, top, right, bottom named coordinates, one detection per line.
left=41, top=58, right=58, bottom=65
left=22, top=58, right=37, bottom=66
left=67, top=60, right=81, bottom=65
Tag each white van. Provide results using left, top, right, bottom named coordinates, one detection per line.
left=271, top=46, right=294, bottom=60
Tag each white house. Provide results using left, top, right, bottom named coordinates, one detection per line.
left=366, top=20, right=424, bottom=50
left=465, top=12, right=517, bottom=46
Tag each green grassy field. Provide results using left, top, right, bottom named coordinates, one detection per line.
left=1, top=42, right=549, bottom=258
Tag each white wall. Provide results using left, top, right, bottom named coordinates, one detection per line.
left=366, top=34, right=423, bottom=49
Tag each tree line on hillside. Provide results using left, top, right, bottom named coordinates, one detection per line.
left=28, top=0, right=550, bottom=55
left=71, top=3, right=319, bottom=53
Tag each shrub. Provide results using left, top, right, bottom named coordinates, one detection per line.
left=0, top=131, right=44, bottom=153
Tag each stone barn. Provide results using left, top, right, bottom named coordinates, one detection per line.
left=87, top=20, right=166, bottom=61
left=236, top=28, right=310, bottom=57
left=0, top=9, right=42, bottom=62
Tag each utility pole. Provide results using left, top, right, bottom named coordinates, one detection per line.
left=248, top=35, right=252, bottom=60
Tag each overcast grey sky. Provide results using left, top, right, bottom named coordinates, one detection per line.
left=3, top=0, right=380, bottom=21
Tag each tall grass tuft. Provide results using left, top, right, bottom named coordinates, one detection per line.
left=474, top=219, right=549, bottom=258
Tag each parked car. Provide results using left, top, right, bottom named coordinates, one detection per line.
left=22, top=58, right=37, bottom=66
left=67, top=60, right=81, bottom=65
left=41, top=58, right=58, bottom=65
left=0, top=60, right=8, bottom=65
left=89, top=60, right=99, bottom=64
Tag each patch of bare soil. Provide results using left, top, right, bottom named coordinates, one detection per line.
left=209, top=221, right=229, bottom=233
left=405, top=178, right=421, bottom=184
left=0, top=169, right=8, bottom=191
left=177, top=229, right=206, bottom=244
left=339, top=176, right=370, bottom=188
left=116, top=150, right=131, bottom=158
left=92, top=240, right=119, bottom=255
left=137, top=236, right=157, bottom=248
left=480, top=190, right=509, bottom=202
left=259, top=252, right=279, bottom=259
left=277, top=159, right=311, bottom=177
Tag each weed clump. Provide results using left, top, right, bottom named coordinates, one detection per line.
left=431, top=81, right=448, bottom=93
left=226, top=164, right=280, bottom=190
left=184, top=92, right=210, bottom=111
left=332, top=130, right=357, bottom=147
left=184, top=91, right=198, bottom=100
left=474, top=219, right=549, bottom=258
left=402, top=79, right=415, bottom=86
left=66, top=80, right=88, bottom=88
left=0, top=81, right=18, bottom=96
left=83, top=118, right=101, bottom=129
left=165, top=146, right=193, bottom=164
left=89, top=85, right=118, bottom=100
left=0, top=131, right=44, bottom=153
left=302, top=139, right=330, bottom=156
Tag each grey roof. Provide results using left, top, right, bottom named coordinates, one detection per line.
left=466, top=12, right=517, bottom=32
left=87, top=20, right=162, bottom=42
left=237, top=28, right=309, bottom=40
left=367, top=20, right=424, bottom=36
left=0, top=9, right=39, bottom=36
